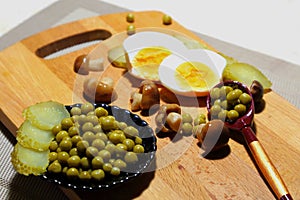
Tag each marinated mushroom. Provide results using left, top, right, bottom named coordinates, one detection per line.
left=74, top=54, right=104, bottom=74
left=250, top=80, right=264, bottom=103
left=193, top=119, right=229, bottom=152
left=83, top=77, right=117, bottom=103
left=130, top=80, right=160, bottom=111
left=155, top=104, right=181, bottom=133
left=250, top=80, right=265, bottom=113
left=130, top=92, right=142, bottom=111
left=74, top=54, right=89, bottom=75
left=139, top=80, right=160, bottom=110
left=166, top=112, right=182, bottom=132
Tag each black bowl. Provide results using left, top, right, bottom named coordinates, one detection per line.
left=41, top=103, right=157, bottom=191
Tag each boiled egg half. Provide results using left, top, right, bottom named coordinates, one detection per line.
left=158, top=49, right=227, bottom=96
left=123, top=31, right=186, bottom=81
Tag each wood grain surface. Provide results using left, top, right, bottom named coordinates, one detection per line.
left=0, top=11, right=299, bottom=200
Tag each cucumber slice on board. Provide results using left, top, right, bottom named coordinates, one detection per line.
left=222, top=62, right=272, bottom=90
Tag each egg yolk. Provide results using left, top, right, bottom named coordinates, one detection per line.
left=175, top=61, right=219, bottom=90
left=132, top=46, right=171, bottom=80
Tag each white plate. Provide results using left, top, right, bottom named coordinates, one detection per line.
left=158, top=49, right=227, bottom=97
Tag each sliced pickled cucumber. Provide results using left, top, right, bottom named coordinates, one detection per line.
left=11, top=143, right=49, bottom=176
left=222, top=62, right=272, bottom=90
left=108, top=45, right=127, bottom=68
left=23, top=101, right=70, bottom=130
left=16, top=120, right=54, bottom=151
left=173, top=34, right=208, bottom=49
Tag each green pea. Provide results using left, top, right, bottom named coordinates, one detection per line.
left=91, top=156, right=104, bottom=169
left=77, top=140, right=89, bottom=152
left=77, top=114, right=87, bottom=124
left=109, top=132, right=122, bottom=144
left=127, top=24, right=136, bottom=35
left=80, top=157, right=90, bottom=169
left=234, top=104, right=247, bottom=115
left=61, top=117, right=74, bottom=130
left=91, top=169, right=105, bottom=181
left=48, top=161, right=62, bottom=173
left=213, top=99, right=222, bottom=106
left=82, top=131, right=95, bottom=143
left=220, top=100, right=228, bottom=110
left=227, top=110, right=239, bottom=121
left=239, top=93, right=252, bottom=105
left=113, top=159, right=127, bottom=169
left=49, top=152, right=58, bottom=162
left=182, top=113, right=193, bottom=123
left=69, top=147, right=78, bottom=156
left=95, top=132, right=108, bottom=143
left=92, top=139, right=106, bottom=150
left=133, top=144, right=145, bottom=153
left=57, top=151, right=70, bottom=164
left=68, top=126, right=79, bottom=137
left=126, top=13, right=135, bottom=23
left=193, top=114, right=206, bottom=125
left=122, top=138, right=135, bottom=151
left=71, top=135, right=82, bottom=146
left=86, top=111, right=95, bottom=116
left=116, top=143, right=127, bottom=153
left=217, top=110, right=228, bottom=121
left=87, top=115, right=99, bottom=126
left=105, top=143, right=116, bottom=154
left=56, top=131, right=69, bottom=142
left=181, top=123, right=193, bottom=135
left=94, top=107, right=108, bottom=117
left=67, top=155, right=81, bottom=168
left=118, top=133, right=126, bottom=143
left=70, top=107, right=81, bottom=116
left=135, top=136, right=143, bottom=145
left=79, top=171, right=91, bottom=181
left=93, top=124, right=103, bottom=133
left=227, top=89, right=243, bottom=101
left=210, top=105, right=222, bottom=116
left=86, top=146, right=99, bottom=158
left=110, top=167, right=121, bottom=176
left=210, top=87, right=220, bottom=99
left=103, top=163, right=113, bottom=173
left=117, top=122, right=127, bottom=130
left=100, top=117, right=115, bottom=131
left=124, top=152, right=138, bottom=164
left=98, top=149, right=111, bottom=161
left=52, top=124, right=62, bottom=135
left=49, top=141, right=58, bottom=151
left=162, top=14, right=172, bottom=25
left=81, top=103, right=94, bottom=115
left=59, top=139, right=72, bottom=151
left=220, top=86, right=233, bottom=95
left=62, top=166, right=68, bottom=174
left=82, top=122, right=94, bottom=132
left=123, top=126, right=139, bottom=138
left=66, top=167, right=79, bottom=179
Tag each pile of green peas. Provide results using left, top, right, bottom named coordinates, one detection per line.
left=180, top=113, right=207, bottom=136
left=47, top=103, right=144, bottom=182
left=209, top=85, right=252, bottom=122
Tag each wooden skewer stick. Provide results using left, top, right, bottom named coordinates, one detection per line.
left=242, top=126, right=293, bottom=200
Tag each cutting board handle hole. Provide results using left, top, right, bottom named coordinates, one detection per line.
left=35, top=29, right=112, bottom=59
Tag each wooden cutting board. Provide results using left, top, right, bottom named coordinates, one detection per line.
left=0, top=11, right=299, bottom=200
